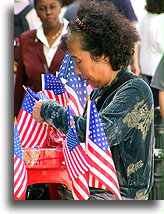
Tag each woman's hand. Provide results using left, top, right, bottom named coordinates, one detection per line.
left=32, top=100, right=45, bottom=123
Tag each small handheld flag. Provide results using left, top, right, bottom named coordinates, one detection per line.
left=86, top=98, right=122, bottom=200
left=62, top=100, right=90, bottom=200
left=17, top=87, right=50, bottom=148
left=22, top=85, right=48, bottom=101
left=14, top=122, right=27, bottom=199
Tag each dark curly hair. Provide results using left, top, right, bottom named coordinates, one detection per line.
left=34, top=0, right=63, bottom=8
left=145, top=0, right=164, bottom=14
left=61, top=0, right=140, bottom=71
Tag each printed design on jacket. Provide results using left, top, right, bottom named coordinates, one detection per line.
left=122, top=100, right=154, bottom=140
left=127, top=160, right=144, bottom=177
left=135, top=188, right=148, bottom=200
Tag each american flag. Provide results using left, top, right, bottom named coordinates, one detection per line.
left=41, top=73, right=67, bottom=109
left=86, top=99, right=122, bottom=200
left=14, top=122, right=27, bottom=199
left=57, top=52, right=94, bottom=116
left=24, top=86, right=48, bottom=101
left=17, top=90, right=50, bottom=148
left=62, top=101, right=90, bottom=200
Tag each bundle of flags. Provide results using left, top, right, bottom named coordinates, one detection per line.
left=57, top=52, right=87, bottom=116
left=62, top=100, right=90, bottom=200
left=16, top=77, right=67, bottom=148
left=42, top=52, right=93, bottom=116
left=62, top=97, right=121, bottom=200
left=14, top=51, right=121, bottom=200
left=40, top=52, right=94, bottom=147
left=16, top=89, right=49, bottom=148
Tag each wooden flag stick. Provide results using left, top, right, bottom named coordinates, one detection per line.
left=22, top=85, right=38, bottom=101
left=85, top=94, right=91, bottom=153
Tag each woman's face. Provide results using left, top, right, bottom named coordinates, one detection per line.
left=36, top=0, right=61, bottom=29
left=68, top=39, right=116, bottom=89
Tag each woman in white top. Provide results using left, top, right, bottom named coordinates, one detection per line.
left=139, top=0, right=164, bottom=107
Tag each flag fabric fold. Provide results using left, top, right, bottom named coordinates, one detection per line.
left=14, top=122, right=27, bottom=199
left=85, top=99, right=122, bottom=200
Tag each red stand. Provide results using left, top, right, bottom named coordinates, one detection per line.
left=15, top=148, right=72, bottom=200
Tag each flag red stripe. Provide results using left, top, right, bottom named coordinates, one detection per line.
left=17, top=110, right=30, bottom=134
left=14, top=166, right=27, bottom=198
left=63, top=144, right=87, bottom=179
left=72, top=176, right=90, bottom=200
left=88, top=144, right=117, bottom=178
left=88, top=164, right=120, bottom=193
left=63, top=139, right=90, bottom=200
left=68, top=93, right=81, bottom=116
left=63, top=144, right=78, bottom=180
left=14, top=156, right=27, bottom=198
left=73, top=145, right=90, bottom=171
left=17, top=110, right=49, bottom=148
left=18, top=113, right=37, bottom=143
left=42, top=90, right=67, bottom=109
left=89, top=169, right=121, bottom=200
left=20, top=120, right=49, bottom=148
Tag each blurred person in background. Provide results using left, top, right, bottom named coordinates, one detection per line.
left=130, top=0, right=146, bottom=23
left=64, top=0, right=138, bottom=22
left=138, top=0, right=164, bottom=107
left=14, top=0, right=68, bottom=117
left=14, top=0, right=41, bottom=73
left=151, top=56, right=164, bottom=119
left=59, top=0, right=75, bottom=19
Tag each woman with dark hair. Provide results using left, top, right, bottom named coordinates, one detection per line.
left=14, top=0, right=68, bottom=117
left=64, top=0, right=141, bottom=76
left=139, top=0, right=164, bottom=107
left=33, top=0, right=154, bottom=200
